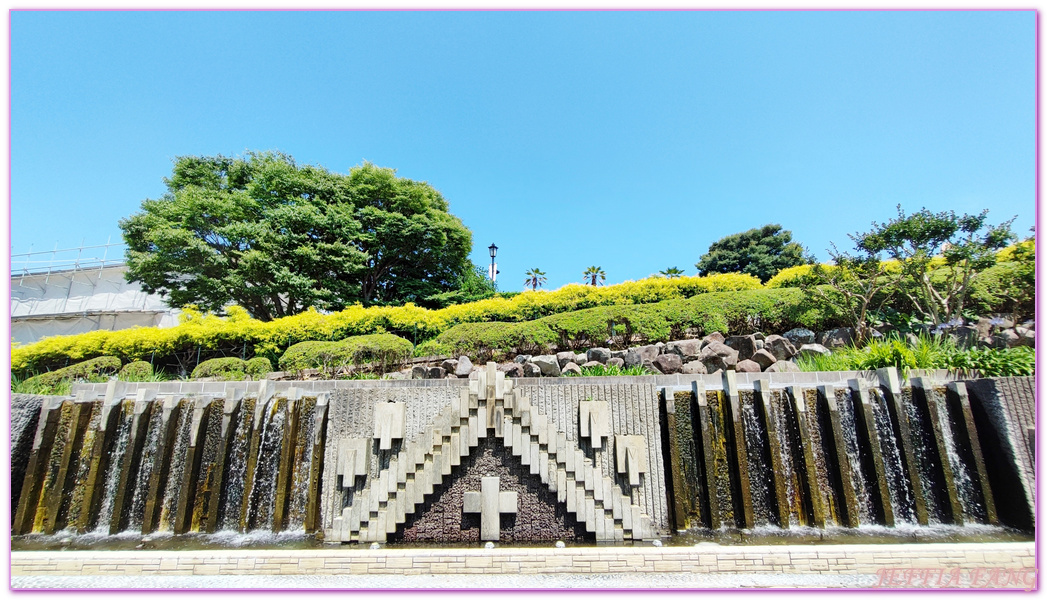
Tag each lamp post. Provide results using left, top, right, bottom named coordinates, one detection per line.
left=488, top=243, right=498, bottom=284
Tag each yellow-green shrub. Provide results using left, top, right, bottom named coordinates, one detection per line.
left=119, top=360, right=154, bottom=380
left=11, top=273, right=760, bottom=377
left=427, top=287, right=847, bottom=358
left=278, top=333, right=413, bottom=373
left=23, top=356, right=122, bottom=388
left=245, top=357, right=273, bottom=378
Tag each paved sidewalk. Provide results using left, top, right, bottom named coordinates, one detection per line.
left=11, top=542, right=1036, bottom=590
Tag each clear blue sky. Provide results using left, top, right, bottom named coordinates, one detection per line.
left=9, top=10, right=1036, bottom=292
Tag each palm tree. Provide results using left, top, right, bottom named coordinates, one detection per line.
left=659, top=267, right=685, bottom=279
left=523, top=268, right=547, bottom=291
left=582, top=266, right=606, bottom=286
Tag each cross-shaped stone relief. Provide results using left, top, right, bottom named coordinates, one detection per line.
left=462, top=476, right=518, bottom=541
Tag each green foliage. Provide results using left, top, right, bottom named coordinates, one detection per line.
left=696, top=224, right=813, bottom=283
left=121, top=153, right=473, bottom=320
left=422, top=263, right=498, bottom=308
left=278, top=333, right=413, bottom=374
left=426, top=287, right=847, bottom=358
left=967, top=246, right=1035, bottom=320
left=523, top=268, right=547, bottom=291
left=416, top=321, right=558, bottom=362
left=245, top=356, right=273, bottom=378
left=118, top=360, right=154, bottom=381
left=191, top=357, right=249, bottom=380
left=854, top=205, right=1016, bottom=325
left=659, top=267, right=686, bottom=279
left=583, top=266, right=606, bottom=286
left=941, top=346, right=1035, bottom=377
left=21, top=356, right=122, bottom=393
left=796, top=333, right=1035, bottom=377
left=803, top=239, right=903, bottom=345
left=11, top=273, right=760, bottom=378
left=12, top=374, right=74, bottom=396
left=564, top=363, right=652, bottom=377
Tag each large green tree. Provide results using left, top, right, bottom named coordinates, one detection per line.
left=120, top=152, right=473, bottom=320
left=695, top=224, right=812, bottom=283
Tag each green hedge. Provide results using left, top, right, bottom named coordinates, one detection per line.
left=118, top=360, right=153, bottom=380
left=967, top=261, right=1035, bottom=319
left=23, top=356, right=122, bottom=388
left=10, top=274, right=759, bottom=378
left=245, top=357, right=273, bottom=378
left=278, top=333, right=413, bottom=373
left=420, top=287, right=847, bottom=360
left=191, top=357, right=250, bottom=380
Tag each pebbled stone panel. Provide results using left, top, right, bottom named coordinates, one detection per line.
left=391, top=437, right=588, bottom=543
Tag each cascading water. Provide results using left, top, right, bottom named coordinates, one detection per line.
left=285, top=397, right=317, bottom=530
left=868, top=388, right=916, bottom=524
left=706, top=391, right=736, bottom=529
left=217, top=396, right=255, bottom=532
left=247, top=396, right=285, bottom=531
left=95, top=400, right=135, bottom=533
left=769, top=391, right=805, bottom=527
left=11, top=372, right=1027, bottom=549
left=156, top=398, right=195, bottom=532
left=933, top=388, right=987, bottom=523
left=740, top=393, right=773, bottom=527
left=126, top=404, right=163, bottom=532
left=833, top=389, right=876, bottom=525
left=901, top=388, right=946, bottom=524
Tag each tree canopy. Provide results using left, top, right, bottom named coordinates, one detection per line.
left=695, top=224, right=812, bottom=283
left=854, top=205, right=1015, bottom=325
left=120, top=152, right=473, bottom=320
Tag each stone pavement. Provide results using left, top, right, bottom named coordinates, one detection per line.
left=11, top=542, right=1036, bottom=589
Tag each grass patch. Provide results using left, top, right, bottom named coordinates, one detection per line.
left=564, top=363, right=652, bottom=377
left=796, top=334, right=1035, bottom=377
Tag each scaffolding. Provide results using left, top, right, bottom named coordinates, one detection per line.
left=10, top=240, right=180, bottom=345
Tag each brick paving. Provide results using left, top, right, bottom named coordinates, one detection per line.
left=11, top=542, right=1035, bottom=589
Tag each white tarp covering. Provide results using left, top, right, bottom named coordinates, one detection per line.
left=11, top=266, right=180, bottom=345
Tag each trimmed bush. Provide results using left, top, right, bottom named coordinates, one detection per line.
left=967, top=261, right=1035, bottom=319
left=191, top=357, right=248, bottom=380
left=425, top=287, right=848, bottom=358
left=11, top=273, right=760, bottom=378
left=23, top=356, right=122, bottom=389
left=278, top=333, right=413, bottom=374
left=119, top=360, right=154, bottom=380
left=245, top=357, right=273, bottom=379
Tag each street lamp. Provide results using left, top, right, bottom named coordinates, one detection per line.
left=488, top=243, right=498, bottom=283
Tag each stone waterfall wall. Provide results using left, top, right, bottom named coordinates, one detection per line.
left=318, top=377, right=672, bottom=540
left=517, top=380, right=670, bottom=535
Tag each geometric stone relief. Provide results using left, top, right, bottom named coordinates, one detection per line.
left=579, top=400, right=610, bottom=449
left=462, top=476, right=518, bottom=541
left=614, top=434, right=648, bottom=486
left=373, top=402, right=406, bottom=450
left=337, top=438, right=370, bottom=488
left=327, top=363, right=657, bottom=544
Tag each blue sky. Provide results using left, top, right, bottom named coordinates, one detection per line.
left=9, top=10, right=1036, bottom=292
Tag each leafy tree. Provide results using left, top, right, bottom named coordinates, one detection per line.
left=659, top=267, right=685, bottom=278
left=804, top=243, right=900, bottom=345
left=856, top=205, right=1015, bottom=325
left=696, top=224, right=813, bottom=283
left=583, top=266, right=606, bottom=286
left=523, top=268, right=548, bottom=291
left=121, top=152, right=472, bottom=320
left=421, top=262, right=497, bottom=308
